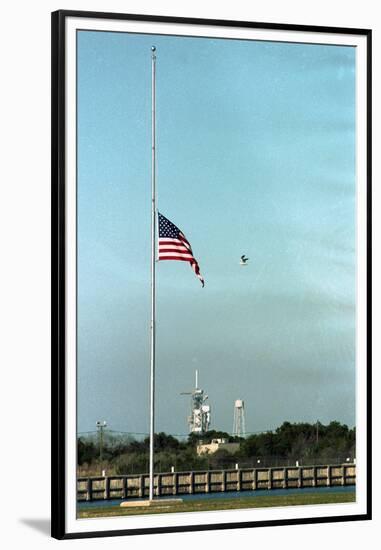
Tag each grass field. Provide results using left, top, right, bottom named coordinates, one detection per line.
left=78, top=491, right=355, bottom=518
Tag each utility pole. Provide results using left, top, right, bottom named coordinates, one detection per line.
left=96, top=420, right=107, bottom=463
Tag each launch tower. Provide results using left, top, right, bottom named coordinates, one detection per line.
left=181, top=370, right=211, bottom=434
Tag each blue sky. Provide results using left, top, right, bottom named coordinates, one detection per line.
left=77, top=30, right=356, bottom=436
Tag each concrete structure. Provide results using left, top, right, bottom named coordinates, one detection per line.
left=196, top=438, right=240, bottom=456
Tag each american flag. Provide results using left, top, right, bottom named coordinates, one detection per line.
left=158, top=212, right=204, bottom=287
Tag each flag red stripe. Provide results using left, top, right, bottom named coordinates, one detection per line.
left=158, top=255, right=195, bottom=262
left=159, top=239, right=184, bottom=244
left=159, top=249, right=194, bottom=256
left=159, top=241, right=190, bottom=252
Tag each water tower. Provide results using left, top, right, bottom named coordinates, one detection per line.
left=233, top=399, right=246, bottom=437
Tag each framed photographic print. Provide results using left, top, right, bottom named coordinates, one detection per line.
left=51, top=9, right=372, bottom=540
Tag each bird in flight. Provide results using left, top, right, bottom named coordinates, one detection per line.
left=240, top=255, right=249, bottom=265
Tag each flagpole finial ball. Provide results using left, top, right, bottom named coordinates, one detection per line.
left=151, top=46, right=156, bottom=52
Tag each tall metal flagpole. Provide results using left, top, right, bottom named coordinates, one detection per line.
left=149, top=45, right=157, bottom=502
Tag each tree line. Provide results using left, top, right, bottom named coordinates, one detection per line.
left=77, top=421, right=355, bottom=476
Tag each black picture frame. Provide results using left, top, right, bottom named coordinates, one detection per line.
left=51, top=9, right=372, bottom=540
